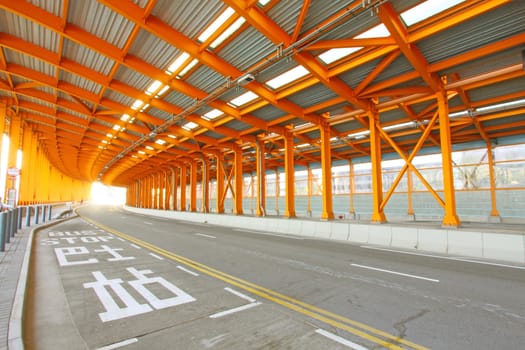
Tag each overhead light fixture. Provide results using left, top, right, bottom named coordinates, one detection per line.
left=237, top=74, right=255, bottom=85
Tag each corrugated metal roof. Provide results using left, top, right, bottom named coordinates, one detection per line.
left=68, top=0, right=134, bottom=50
left=129, top=29, right=178, bottom=71
left=418, top=2, right=525, bottom=65
left=152, top=0, right=224, bottom=39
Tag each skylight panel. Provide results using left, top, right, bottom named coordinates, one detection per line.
left=179, top=59, right=199, bottom=77
left=354, top=24, right=390, bottom=39
left=203, top=109, right=223, bottom=120
left=145, top=80, right=162, bottom=96
left=156, top=85, right=170, bottom=98
left=166, top=52, right=190, bottom=74
left=318, top=47, right=362, bottom=64
left=229, top=91, right=258, bottom=106
left=182, top=121, right=199, bottom=130
left=198, top=7, right=235, bottom=43
left=155, top=139, right=167, bottom=145
left=258, top=0, right=271, bottom=6
left=120, top=114, right=130, bottom=122
left=145, top=145, right=154, bottom=151
left=266, top=65, right=309, bottom=89
left=131, top=99, right=144, bottom=110
left=401, top=0, right=465, bottom=26
left=210, top=17, right=246, bottom=49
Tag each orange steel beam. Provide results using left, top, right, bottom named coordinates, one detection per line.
left=368, top=108, right=386, bottom=223
left=378, top=3, right=440, bottom=92
left=283, top=131, right=295, bottom=218
left=437, top=87, right=460, bottom=227
left=319, top=120, right=334, bottom=220
left=100, top=0, right=322, bottom=127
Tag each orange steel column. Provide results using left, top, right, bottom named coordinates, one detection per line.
left=319, top=120, right=334, bottom=220
left=190, top=160, right=197, bottom=212
left=348, top=159, right=355, bottom=219
left=255, top=139, right=266, bottom=216
left=19, top=123, right=33, bottom=204
left=180, top=164, right=187, bottom=211
left=407, top=167, right=415, bottom=219
left=284, top=131, right=296, bottom=218
left=215, top=152, right=225, bottom=213
left=233, top=145, right=243, bottom=215
left=6, top=114, right=21, bottom=205
left=201, top=157, right=209, bottom=213
left=275, top=169, right=280, bottom=215
left=306, top=165, right=312, bottom=217
left=437, top=86, right=460, bottom=227
left=368, top=108, right=386, bottom=223
left=170, top=166, right=178, bottom=210
left=487, top=142, right=500, bottom=220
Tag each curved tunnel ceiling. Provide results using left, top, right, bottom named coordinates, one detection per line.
left=0, top=0, right=524, bottom=187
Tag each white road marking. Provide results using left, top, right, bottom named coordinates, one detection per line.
left=351, top=263, right=440, bottom=283
left=177, top=265, right=199, bottom=276
left=233, top=228, right=304, bottom=240
left=149, top=253, right=164, bottom=260
left=224, top=287, right=256, bottom=303
left=195, top=233, right=216, bottom=239
left=315, top=329, right=369, bottom=350
left=130, top=243, right=142, bottom=249
left=209, top=302, right=262, bottom=319
left=361, top=245, right=525, bottom=270
left=96, top=338, right=138, bottom=350
left=143, top=221, right=153, bottom=225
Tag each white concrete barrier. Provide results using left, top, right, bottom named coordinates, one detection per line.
left=124, top=206, right=525, bottom=264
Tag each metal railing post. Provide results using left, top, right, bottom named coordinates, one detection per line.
left=17, top=207, right=23, bottom=229
left=42, top=205, right=47, bottom=223
left=26, top=206, right=32, bottom=227
left=35, top=206, right=40, bottom=225
left=0, top=212, right=6, bottom=252
left=6, top=210, right=13, bottom=241
left=48, top=205, right=52, bottom=221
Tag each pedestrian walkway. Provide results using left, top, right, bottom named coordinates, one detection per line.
left=1, top=204, right=73, bottom=350
left=0, top=226, right=31, bottom=350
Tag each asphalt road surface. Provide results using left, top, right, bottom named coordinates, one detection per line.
left=24, top=205, right=525, bottom=349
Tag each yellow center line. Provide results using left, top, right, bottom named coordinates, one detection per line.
left=82, top=215, right=430, bottom=350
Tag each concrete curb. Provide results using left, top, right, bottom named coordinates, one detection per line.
left=124, top=206, right=525, bottom=264
left=7, top=214, right=78, bottom=350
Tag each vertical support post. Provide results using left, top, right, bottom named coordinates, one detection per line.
left=437, top=85, right=460, bottom=227
left=216, top=153, right=225, bottom=214
left=275, top=169, right=280, bottom=215
left=407, top=167, right=415, bottom=220
left=233, top=145, right=243, bottom=215
left=48, top=204, right=52, bottom=221
left=348, top=159, right=356, bottom=219
left=284, top=131, right=296, bottom=218
left=190, top=160, right=197, bottom=212
left=307, top=165, right=312, bottom=217
left=180, top=164, right=187, bottom=211
left=42, top=205, right=47, bottom=223
left=487, top=142, right=500, bottom=222
left=255, top=139, right=266, bottom=217
left=319, top=120, right=334, bottom=220
left=368, top=107, right=386, bottom=223
left=202, top=157, right=210, bottom=213
left=171, top=167, right=177, bottom=211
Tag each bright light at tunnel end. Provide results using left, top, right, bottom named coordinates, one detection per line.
left=90, top=182, right=126, bottom=205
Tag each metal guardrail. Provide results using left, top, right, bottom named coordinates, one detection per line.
left=0, top=204, right=55, bottom=252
